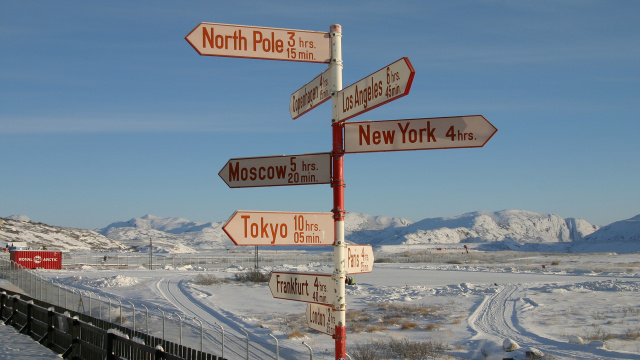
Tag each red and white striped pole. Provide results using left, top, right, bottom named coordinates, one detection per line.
left=329, top=24, right=347, bottom=360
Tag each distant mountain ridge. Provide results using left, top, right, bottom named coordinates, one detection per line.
left=101, top=214, right=215, bottom=234
left=570, top=214, right=640, bottom=253
left=2, top=210, right=639, bottom=253
left=0, top=216, right=128, bottom=252
left=96, top=214, right=227, bottom=253
left=346, top=210, right=597, bottom=244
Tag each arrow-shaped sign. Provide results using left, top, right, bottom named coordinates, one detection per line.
left=347, top=245, right=374, bottom=274
left=185, top=23, right=330, bottom=63
left=223, top=211, right=335, bottom=246
left=269, top=271, right=334, bottom=305
left=344, top=115, right=497, bottom=153
left=307, top=303, right=335, bottom=335
left=219, top=153, right=331, bottom=188
left=290, top=68, right=334, bottom=119
left=337, top=57, right=415, bottom=122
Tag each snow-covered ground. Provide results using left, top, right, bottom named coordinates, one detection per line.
left=3, top=251, right=640, bottom=360
left=0, top=322, right=62, bottom=360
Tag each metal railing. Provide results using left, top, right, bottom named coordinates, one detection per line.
left=0, top=289, right=224, bottom=360
left=0, top=256, right=323, bottom=359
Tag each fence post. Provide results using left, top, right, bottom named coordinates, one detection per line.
left=6, top=295, right=20, bottom=326
left=269, top=333, right=279, bottom=360
left=173, top=312, right=183, bottom=346
left=239, top=326, right=249, bottom=360
left=155, top=344, right=166, bottom=360
left=62, top=317, right=81, bottom=359
left=302, top=341, right=313, bottom=360
left=214, top=322, right=224, bottom=359
left=107, top=296, right=112, bottom=321
left=106, top=330, right=116, bottom=360
left=87, top=291, right=93, bottom=317
left=127, top=300, right=135, bottom=331
left=157, top=308, right=165, bottom=348
left=95, top=293, right=102, bottom=320
left=141, top=304, right=149, bottom=334
left=193, top=317, right=203, bottom=352
left=0, top=291, right=6, bottom=319
left=20, top=300, right=34, bottom=335
left=38, top=307, right=55, bottom=348
left=118, top=298, right=123, bottom=326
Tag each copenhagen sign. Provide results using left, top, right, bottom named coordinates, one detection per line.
left=185, top=23, right=331, bottom=63
left=290, top=68, right=333, bottom=119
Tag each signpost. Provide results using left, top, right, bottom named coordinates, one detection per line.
left=290, top=68, right=334, bottom=119
left=336, top=57, right=415, bottom=122
left=269, top=271, right=334, bottom=305
left=218, top=153, right=331, bottom=188
left=223, top=211, right=335, bottom=246
left=347, top=245, right=374, bottom=274
left=188, top=21, right=496, bottom=360
left=185, top=23, right=330, bottom=63
left=344, top=115, right=497, bottom=153
left=307, top=303, right=335, bottom=335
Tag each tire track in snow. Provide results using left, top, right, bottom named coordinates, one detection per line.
left=469, top=284, right=640, bottom=359
left=156, top=275, right=263, bottom=360
left=156, top=275, right=301, bottom=360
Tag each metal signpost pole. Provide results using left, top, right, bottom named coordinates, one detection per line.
left=329, top=24, right=346, bottom=360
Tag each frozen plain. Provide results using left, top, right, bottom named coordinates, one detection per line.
left=2, top=251, right=640, bottom=360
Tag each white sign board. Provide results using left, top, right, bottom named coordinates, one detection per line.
left=185, top=23, right=330, bottom=63
left=290, top=68, right=334, bottom=119
left=337, top=57, right=415, bottom=122
left=219, top=153, right=331, bottom=188
left=223, top=211, right=335, bottom=246
left=344, top=115, right=497, bottom=153
left=306, top=303, right=335, bottom=335
left=269, top=272, right=334, bottom=305
left=347, top=245, right=374, bottom=274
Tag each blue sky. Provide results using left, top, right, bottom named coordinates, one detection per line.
left=1, top=1, right=638, bottom=229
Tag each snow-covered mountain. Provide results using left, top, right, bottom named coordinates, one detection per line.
left=0, top=216, right=128, bottom=252
left=570, top=214, right=640, bottom=253
left=95, top=214, right=228, bottom=253
left=2, top=210, right=638, bottom=253
left=345, top=210, right=599, bottom=250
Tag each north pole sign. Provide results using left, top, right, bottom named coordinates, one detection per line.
left=337, top=57, right=415, bottom=122
left=185, top=23, right=330, bottom=63
left=223, top=211, right=335, bottom=246
left=219, top=153, right=331, bottom=188
left=344, top=115, right=497, bottom=153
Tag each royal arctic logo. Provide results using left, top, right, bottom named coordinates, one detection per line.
left=17, top=256, right=57, bottom=262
